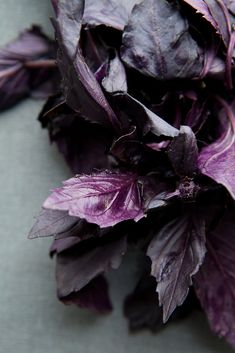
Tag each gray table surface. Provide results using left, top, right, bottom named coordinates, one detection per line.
left=0, top=1, right=233, bottom=352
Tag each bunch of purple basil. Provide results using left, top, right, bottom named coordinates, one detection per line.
left=1, top=0, right=235, bottom=348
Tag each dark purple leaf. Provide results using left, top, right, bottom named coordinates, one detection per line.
left=227, top=0, right=235, bottom=14
left=147, top=210, right=206, bottom=322
left=50, top=236, right=83, bottom=256
left=61, top=275, right=112, bottom=313
left=194, top=210, right=235, bottom=348
left=81, top=29, right=109, bottom=75
left=124, top=266, right=199, bottom=332
left=124, top=271, right=163, bottom=332
left=168, top=125, right=198, bottom=176
left=140, top=175, right=178, bottom=210
left=183, top=0, right=218, bottom=33
left=56, top=235, right=126, bottom=302
left=52, top=0, right=120, bottom=130
left=121, top=0, right=203, bottom=79
left=39, top=96, right=114, bottom=174
left=226, top=30, right=235, bottom=89
left=102, top=53, right=127, bottom=93
left=83, top=0, right=140, bottom=31
left=185, top=98, right=209, bottom=134
left=198, top=99, right=235, bottom=199
left=0, top=26, right=57, bottom=110
left=183, top=0, right=231, bottom=46
left=114, top=94, right=179, bottom=137
left=207, top=56, right=226, bottom=79
left=28, top=208, right=78, bottom=239
left=43, top=172, right=144, bottom=228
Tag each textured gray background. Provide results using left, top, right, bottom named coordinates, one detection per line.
left=0, top=1, right=233, bottom=352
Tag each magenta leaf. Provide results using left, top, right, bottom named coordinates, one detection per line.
left=121, top=0, right=203, bottom=79
left=198, top=99, right=235, bottom=199
left=147, top=211, right=206, bottom=322
left=43, top=172, right=144, bottom=228
left=194, top=210, right=235, bottom=348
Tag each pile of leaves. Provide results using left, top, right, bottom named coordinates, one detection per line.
left=1, top=0, right=235, bottom=348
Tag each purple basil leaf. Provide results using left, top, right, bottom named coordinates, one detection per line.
left=52, top=0, right=120, bottom=130
left=183, top=0, right=231, bottom=46
left=50, top=236, right=83, bottom=256
left=43, top=172, right=144, bottom=228
left=146, top=141, right=170, bottom=152
left=147, top=210, right=206, bottom=322
left=124, top=258, right=199, bottom=332
left=168, top=125, right=198, bottom=176
left=194, top=210, right=235, bottom=348
left=39, top=95, right=114, bottom=174
left=0, top=26, right=56, bottom=111
left=61, top=275, right=112, bottom=313
left=198, top=99, right=235, bottom=199
left=102, top=53, right=127, bottom=93
left=183, top=0, right=218, bottom=33
left=227, top=0, right=235, bottom=14
left=140, top=175, right=178, bottom=210
left=207, top=56, right=226, bottom=79
left=185, top=98, right=209, bottom=134
left=83, top=0, right=140, bottom=31
left=56, top=235, right=126, bottom=302
left=121, top=0, right=203, bottom=79
left=115, top=94, right=179, bottom=137
left=28, top=208, right=78, bottom=239
left=124, top=270, right=163, bottom=332
left=81, top=29, right=109, bottom=75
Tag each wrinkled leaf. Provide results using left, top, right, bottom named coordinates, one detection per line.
left=43, top=172, right=144, bottom=228
left=121, top=0, right=203, bottom=79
